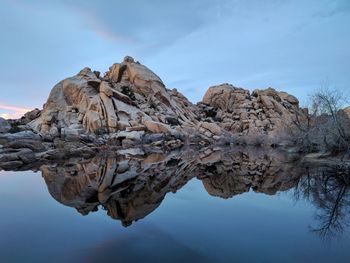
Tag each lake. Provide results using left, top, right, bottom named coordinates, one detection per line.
left=0, top=147, right=349, bottom=263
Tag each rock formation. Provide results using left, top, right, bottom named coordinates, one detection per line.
left=29, top=56, right=199, bottom=143
left=342, top=106, right=350, bottom=118
left=0, top=117, right=10, bottom=133
left=23, top=56, right=306, bottom=144
left=22, top=108, right=42, bottom=124
left=0, top=56, right=311, bottom=165
left=197, top=84, right=306, bottom=138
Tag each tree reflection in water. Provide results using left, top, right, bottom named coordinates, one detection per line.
left=294, top=164, right=350, bottom=240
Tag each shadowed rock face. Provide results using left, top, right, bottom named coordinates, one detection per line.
left=37, top=148, right=305, bottom=226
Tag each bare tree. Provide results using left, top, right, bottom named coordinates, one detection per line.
left=291, top=86, right=350, bottom=155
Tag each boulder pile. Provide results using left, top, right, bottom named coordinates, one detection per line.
left=0, top=56, right=309, bottom=158
left=197, top=84, right=306, bottom=138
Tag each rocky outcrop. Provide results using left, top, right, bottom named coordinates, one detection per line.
left=342, top=106, right=350, bottom=118
left=22, top=56, right=306, bottom=144
left=28, top=56, right=200, bottom=144
left=0, top=56, right=310, bottom=157
left=0, top=117, right=10, bottom=133
left=0, top=131, right=43, bottom=169
left=198, top=84, right=307, bottom=139
left=22, top=108, right=42, bottom=124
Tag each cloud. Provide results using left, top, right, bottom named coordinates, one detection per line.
left=56, top=0, right=233, bottom=54
left=67, top=6, right=135, bottom=44
left=314, top=0, right=350, bottom=18
left=0, top=0, right=349, bottom=110
left=0, top=104, right=31, bottom=119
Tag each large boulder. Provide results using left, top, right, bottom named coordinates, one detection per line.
left=342, top=106, right=350, bottom=118
left=198, top=122, right=222, bottom=137
left=143, top=120, right=172, bottom=134
left=202, top=84, right=249, bottom=111
left=21, top=108, right=42, bottom=124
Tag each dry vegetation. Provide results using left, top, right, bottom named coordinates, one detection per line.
left=290, top=87, right=350, bottom=156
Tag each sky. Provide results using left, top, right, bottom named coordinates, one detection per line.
left=1, top=0, right=349, bottom=118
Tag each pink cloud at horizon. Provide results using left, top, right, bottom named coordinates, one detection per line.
left=0, top=103, right=31, bottom=119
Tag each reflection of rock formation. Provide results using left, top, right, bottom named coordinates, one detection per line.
left=2, top=143, right=348, bottom=233
left=41, top=149, right=201, bottom=226
left=199, top=150, right=301, bottom=198
left=40, top=148, right=305, bottom=226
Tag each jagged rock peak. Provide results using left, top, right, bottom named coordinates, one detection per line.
left=104, top=55, right=164, bottom=87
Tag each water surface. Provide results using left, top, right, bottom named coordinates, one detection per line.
left=0, top=148, right=349, bottom=263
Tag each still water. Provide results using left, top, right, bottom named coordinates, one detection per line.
left=0, top=148, right=349, bottom=263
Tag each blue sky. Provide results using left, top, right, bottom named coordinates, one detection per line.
left=1, top=0, right=349, bottom=118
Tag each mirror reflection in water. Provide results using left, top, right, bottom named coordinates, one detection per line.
left=1, top=147, right=350, bottom=262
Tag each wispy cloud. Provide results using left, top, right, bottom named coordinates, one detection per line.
left=57, top=0, right=232, bottom=53
left=314, top=0, right=350, bottom=18
left=70, top=6, right=135, bottom=44
left=0, top=103, right=31, bottom=119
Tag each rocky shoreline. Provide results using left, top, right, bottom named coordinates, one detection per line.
left=0, top=56, right=348, bottom=170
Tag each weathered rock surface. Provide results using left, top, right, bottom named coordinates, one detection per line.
left=342, top=106, right=350, bottom=118
left=22, top=108, right=42, bottom=124
left=20, top=56, right=307, bottom=144
left=0, top=56, right=312, bottom=158
left=28, top=56, right=199, bottom=144
left=0, top=131, right=41, bottom=142
left=198, top=84, right=307, bottom=139
left=0, top=118, right=10, bottom=133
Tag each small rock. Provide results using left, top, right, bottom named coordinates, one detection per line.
left=143, top=120, right=172, bottom=134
